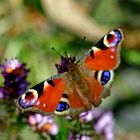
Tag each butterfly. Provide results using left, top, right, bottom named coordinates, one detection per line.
left=16, top=28, right=124, bottom=117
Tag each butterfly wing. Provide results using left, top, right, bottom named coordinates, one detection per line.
left=90, top=70, right=114, bottom=106
left=17, top=73, right=88, bottom=116
left=16, top=28, right=124, bottom=116
left=16, top=73, right=67, bottom=115
left=79, top=29, right=124, bottom=106
left=54, top=87, right=89, bottom=117
left=67, top=29, right=124, bottom=112
left=81, top=28, right=124, bottom=70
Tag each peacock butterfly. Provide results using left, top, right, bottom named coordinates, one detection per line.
left=16, top=28, right=124, bottom=117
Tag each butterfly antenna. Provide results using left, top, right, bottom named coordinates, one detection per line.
left=65, top=51, right=68, bottom=58
left=83, top=36, right=86, bottom=41
left=74, top=35, right=86, bottom=58
left=74, top=47, right=80, bottom=58
left=51, top=47, right=63, bottom=57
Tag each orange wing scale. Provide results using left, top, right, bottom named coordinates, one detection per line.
left=84, top=47, right=117, bottom=70
left=34, top=78, right=66, bottom=113
left=91, top=78, right=103, bottom=106
left=69, top=90, right=84, bottom=109
left=68, top=78, right=103, bottom=109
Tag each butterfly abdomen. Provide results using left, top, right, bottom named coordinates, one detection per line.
left=66, top=65, right=93, bottom=110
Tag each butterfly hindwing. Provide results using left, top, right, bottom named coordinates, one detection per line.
left=91, top=70, right=114, bottom=106
left=54, top=90, right=87, bottom=117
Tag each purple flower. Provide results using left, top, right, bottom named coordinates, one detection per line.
left=0, top=58, right=30, bottom=99
left=55, top=56, right=75, bottom=74
left=68, top=132, right=93, bottom=140
left=94, top=111, right=114, bottom=140
left=0, top=88, right=4, bottom=99
left=79, top=108, right=115, bottom=140
left=28, top=113, right=59, bottom=135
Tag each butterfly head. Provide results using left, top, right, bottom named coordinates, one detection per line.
left=55, top=56, right=76, bottom=74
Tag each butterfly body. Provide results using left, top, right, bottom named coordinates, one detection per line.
left=65, top=64, right=93, bottom=110
left=16, top=29, right=124, bottom=117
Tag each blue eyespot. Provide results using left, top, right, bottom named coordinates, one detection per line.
left=101, top=71, right=110, bottom=85
left=18, top=96, right=33, bottom=109
left=114, top=29, right=122, bottom=42
left=56, top=101, right=69, bottom=112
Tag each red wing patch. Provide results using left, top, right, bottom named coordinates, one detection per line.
left=83, top=47, right=117, bottom=70
left=69, top=89, right=84, bottom=109
left=34, top=78, right=66, bottom=113
left=91, top=78, right=103, bottom=106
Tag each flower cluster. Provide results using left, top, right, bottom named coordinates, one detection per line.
left=28, top=113, right=58, bottom=135
left=68, top=109, right=114, bottom=140
left=0, top=58, right=115, bottom=140
left=0, top=58, right=59, bottom=138
left=79, top=108, right=115, bottom=140
left=68, top=132, right=92, bottom=140
left=27, top=109, right=114, bottom=140
left=0, top=58, right=30, bottom=99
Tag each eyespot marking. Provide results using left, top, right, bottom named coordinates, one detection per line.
left=107, top=33, right=113, bottom=40
left=96, top=70, right=114, bottom=87
left=54, top=93, right=70, bottom=115
left=104, top=29, right=122, bottom=47
left=18, top=89, right=38, bottom=109
left=56, top=101, right=69, bottom=112
left=114, top=29, right=122, bottom=41
left=101, top=71, right=111, bottom=85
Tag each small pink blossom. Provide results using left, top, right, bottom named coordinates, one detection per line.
left=28, top=113, right=59, bottom=135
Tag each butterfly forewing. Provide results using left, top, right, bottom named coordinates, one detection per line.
left=17, top=74, right=67, bottom=115
left=81, top=28, right=124, bottom=70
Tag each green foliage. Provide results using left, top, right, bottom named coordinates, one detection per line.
left=0, top=0, right=140, bottom=139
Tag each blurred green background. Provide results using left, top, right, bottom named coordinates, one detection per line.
left=0, top=0, right=140, bottom=139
